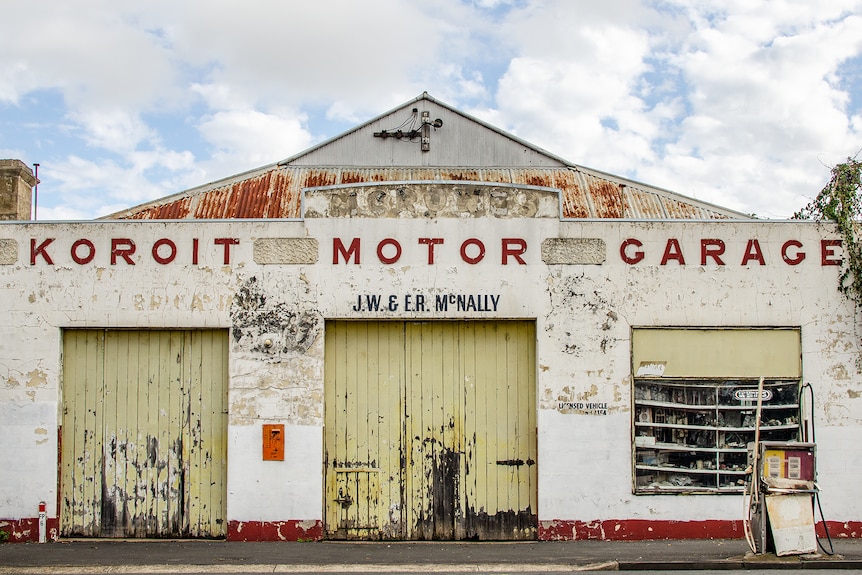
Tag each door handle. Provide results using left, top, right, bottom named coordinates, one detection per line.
left=335, top=487, right=353, bottom=508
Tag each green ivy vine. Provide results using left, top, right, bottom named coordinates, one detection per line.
left=794, top=157, right=862, bottom=308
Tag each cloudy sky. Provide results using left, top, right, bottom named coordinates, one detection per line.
left=2, top=0, right=862, bottom=220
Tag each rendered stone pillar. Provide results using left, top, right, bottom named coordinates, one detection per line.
left=0, top=159, right=37, bottom=220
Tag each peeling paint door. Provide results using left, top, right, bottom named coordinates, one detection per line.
left=407, top=321, right=538, bottom=540
left=324, top=321, right=537, bottom=540
left=325, top=322, right=405, bottom=539
left=60, top=329, right=228, bottom=538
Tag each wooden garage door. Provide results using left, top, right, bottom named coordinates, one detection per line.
left=324, top=320, right=537, bottom=540
left=60, top=329, right=228, bottom=538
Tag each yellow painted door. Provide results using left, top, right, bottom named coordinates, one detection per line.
left=324, top=322, right=404, bottom=538
left=60, top=329, right=228, bottom=538
left=324, top=321, right=536, bottom=540
left=455, top=321, right=537, bottom=540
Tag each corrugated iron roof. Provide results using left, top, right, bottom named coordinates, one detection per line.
left=104, top=93, right=750, bottom=222
left=107, top=165, right=747, bottom=221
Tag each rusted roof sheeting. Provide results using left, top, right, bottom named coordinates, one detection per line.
left=505, top=169, right=588, bottom=219
left=350, top=168, right=422, bottom=183
left=124, top=197, right=192, bottom=220
left=110, top=166, right=744, bottom=221
left=661, top=196, right=729, bottom=220
left=576, top=172, right=624, bottom=219
left=554, top=171, right=589, bottom=219
left=625, top=187, right=668, bottom=219
left=188, top=171, right=304, bottom=219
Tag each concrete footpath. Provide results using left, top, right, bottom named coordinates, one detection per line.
left=1, top=538, right=862, bottom=573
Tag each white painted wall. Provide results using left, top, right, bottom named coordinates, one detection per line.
left=0, top=218, right=858, bottom=531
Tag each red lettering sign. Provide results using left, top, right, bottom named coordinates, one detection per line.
left=781, top=240, right=805, bottom=265
left=192, top=238, right=200, bottom=265
left=660, top=239, right=685, bottom=265
left=501, top=238, right=527, bottom=265
left=28, top=237, right=239, bottom=266
left=110, top=238, right=136, bottom=265
left=621, top=238, right=835, bottom=268
left=377, top=238, right=402, bottom=264
left=419, top=238, right=444, bottom=264
left=741, top=239, right=765, bottom=266
left=460, top=238, right=485, bottom=264
left=152, top=238, right=177, bottom=265
left=30, top=238, right=54, bottom=265
left=821, top=239, right=842, bottom=266
left=333, top=238, right=360, bottom=264
left=701, top=239, right=726, bottom=265
left=332, top=237, right=523, bottom=265
left=620, top=238, right=645, bottom=264
left=70, top=239, right=95, bottom=265
left=214, top=237, right=239, bottom=265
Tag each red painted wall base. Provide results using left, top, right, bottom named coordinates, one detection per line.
left=539, top=519, right=744, bottom=540
left=0, top=518, right=59, bottom=543
left=2, top=517, right=859, bottom=542
left=539, top=519, right=862, bottom=541
left=227, top=520, right=323, bottom=541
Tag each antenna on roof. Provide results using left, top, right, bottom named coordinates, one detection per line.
left=374, top=108, right=443, bottom=152
left=33, top=163, right=39, bottom=221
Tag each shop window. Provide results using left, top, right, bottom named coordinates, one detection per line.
left=631, top=328, right=801, bottom=494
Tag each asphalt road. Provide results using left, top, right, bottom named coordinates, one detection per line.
left=2, top=538, right=862, bottom=574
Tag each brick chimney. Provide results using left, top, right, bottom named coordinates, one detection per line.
left=0, top=159, right=37, bottom=221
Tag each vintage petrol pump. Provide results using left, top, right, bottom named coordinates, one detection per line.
left=746, top=440, right=818, bottom=555
left=743, top=377, right=822, bottom=556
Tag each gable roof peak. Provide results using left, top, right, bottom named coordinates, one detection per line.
left=278, top=92, right=570, bottom=169
left=103, top=92, right=752, bottom=222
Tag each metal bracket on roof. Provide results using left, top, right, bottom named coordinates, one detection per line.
left=373, top=108, right=443, bottom=152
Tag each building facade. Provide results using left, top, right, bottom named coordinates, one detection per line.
left=1, top=94, right=859, bottom=542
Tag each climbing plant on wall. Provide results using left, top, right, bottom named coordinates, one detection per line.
left=794, top=156, right=862, bottom=309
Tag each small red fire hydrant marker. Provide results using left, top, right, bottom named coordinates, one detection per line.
left=38, top=501, right=46, bottom=543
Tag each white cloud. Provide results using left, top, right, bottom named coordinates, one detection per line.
left=0, top=2, right=179, bottom=111
left=4, top=0, right=862, bottom=220
left=487, top=0, right=862, bottom=218
left=163, top=1, right=454, bottom=110
left=68, top=110, right=159, bottom=153
left=34, top=156, right=161, bottom=219
left=656, top=4, right=862, bottom=217
left=196, top=108, right=314, bottom=174
left=491, top=3, right=661, bottom=174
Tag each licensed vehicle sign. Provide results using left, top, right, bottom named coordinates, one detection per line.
left=734, top=389, right=773, bottom=401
